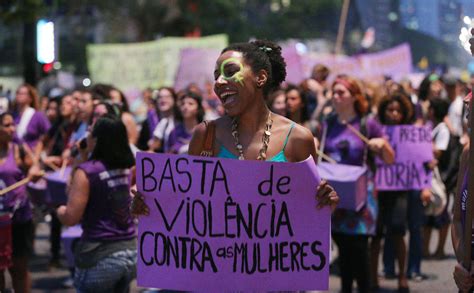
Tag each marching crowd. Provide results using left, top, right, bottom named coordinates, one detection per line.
left=0, top=35, right=473, bottom=293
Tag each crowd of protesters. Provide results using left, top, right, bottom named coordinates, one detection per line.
left=0, top=37, right=473, bottom=293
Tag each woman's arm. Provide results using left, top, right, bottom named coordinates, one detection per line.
left=122, top=112, right=139, bottom=145
left=285, top=124, right=339, bottom=211
left=286, top=125, right=318, bottom=163
left=57, top=168, right=90, bottom=226
left=368, top=138, right=395, bottom=164
left=187, top=122, right=208, bottom=156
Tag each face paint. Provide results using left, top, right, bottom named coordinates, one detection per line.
left=220, top=57, right=245, bottom=85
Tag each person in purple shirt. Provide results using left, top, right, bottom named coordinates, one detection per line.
left=57, top=115, right=136, bottom=293
left=0, top=112, right=41, bottom=293
left=369, top=92, right=430, bottom=292
left=12, top=84, right=50, bottom=153
left=167, top=91, right=204, bottom=154
left=320, top=75, right=394, bottom=293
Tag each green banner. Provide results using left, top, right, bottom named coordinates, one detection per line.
left=87, top=34, right=228, bottom=93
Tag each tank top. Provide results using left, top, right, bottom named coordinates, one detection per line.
left=460, top=170, right=474, bottom=259
left=0, top=144, right=31, bottom=223
left=77, top=160, right=135, bottom=241
left=217, top=122, right=295, bottom=162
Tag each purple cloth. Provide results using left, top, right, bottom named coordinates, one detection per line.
left=167, top=123, right=192, bottom=154
left=14, top=110, right=50, bottom=148
left=77, top=160, right=135, bottom=241
left=323, top=115, right=383, bottom=235
left=0, top=144, right=32, bottom=223
left=147, top=109, right=159, bottom=135
left=323, top=115, right=383, bottom=166
left=460, top=170, right=473, bottom=259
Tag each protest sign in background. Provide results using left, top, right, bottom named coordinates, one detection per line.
left=300, top=43, right=412, bottom=82
left=174, top=48, right=221, bottom=92
left=136, top=152, right=330, bottom=292
left=375, top=125, right=433, bottom=191
left=87, top=34, right=228, bottom=98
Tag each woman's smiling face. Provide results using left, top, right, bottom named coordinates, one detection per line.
left=213, top=50, right=259, bottom=117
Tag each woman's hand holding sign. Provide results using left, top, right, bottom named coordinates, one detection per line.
left=316, top=180, right=339, bottom=212
left=131, top=189, right=149, bottom=217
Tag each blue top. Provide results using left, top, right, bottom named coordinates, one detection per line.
left=217, top=122, right=295, bottom=162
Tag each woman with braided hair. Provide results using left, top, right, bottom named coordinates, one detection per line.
left=132, top=39, right=338, bottom=212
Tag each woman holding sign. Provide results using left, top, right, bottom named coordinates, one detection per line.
left=370, top=92, right=421, bottom=292
left=320, top=76, right=395, bottom=293
left=132, top=40, right=338, bottom=220
left=57, top=116, right=137, bottom=293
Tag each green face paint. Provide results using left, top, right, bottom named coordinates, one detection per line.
left=220, top=57, right=245, bottom=86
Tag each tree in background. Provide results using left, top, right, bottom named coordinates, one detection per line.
left=0, top=0, right=45, bottom=85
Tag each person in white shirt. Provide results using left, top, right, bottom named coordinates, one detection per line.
left=148, top=87, right=180, bottom=153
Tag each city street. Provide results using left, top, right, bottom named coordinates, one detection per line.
left=3, top=221, right=458, bottom=292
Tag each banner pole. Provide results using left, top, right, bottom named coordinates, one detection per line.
left=335, top=0, right=350, bottom=55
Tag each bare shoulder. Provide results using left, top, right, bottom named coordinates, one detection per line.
left=274, top=115, right=313, bottom=145
left=274, top=115, right=315, bottom=162
left=71, top=167, right=89, bottom=186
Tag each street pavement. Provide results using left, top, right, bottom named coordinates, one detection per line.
left=3, top=221, right=458, bottom=292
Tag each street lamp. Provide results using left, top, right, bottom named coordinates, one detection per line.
left=36, top=19, right=55, bottom=64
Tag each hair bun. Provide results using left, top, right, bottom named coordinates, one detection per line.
left=251, top=40, right=286, bottom=90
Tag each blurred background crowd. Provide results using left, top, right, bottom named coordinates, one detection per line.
left=1, top=0, right=474, bottom=292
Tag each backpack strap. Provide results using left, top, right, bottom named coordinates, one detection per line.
left=200, top=120, right=216, bottom=157
left=360, top=115, right=377, bottom=173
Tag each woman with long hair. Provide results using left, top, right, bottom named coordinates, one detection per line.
left=167, top=91, right=204, bottom=154
left=285, top=84, right=310, bottom=128
left=0, top=112, right=39, bottom=293
left=370, top=92, right=416, bottom=292
left=12, top=84, right=50, bottom=156
left=321, top=75, right=395, bottom=293
left=148, top=87, right=180, bottom=153
left=56, top=116, right=137, bottom=292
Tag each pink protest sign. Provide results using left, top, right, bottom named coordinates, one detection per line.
left=281, top=45, right=305, bottom=85
left=375, top=125, right=433, bottom=191
left=174, top=48, right=221, bottom=91
left=136, top=152, right=329, bottom=292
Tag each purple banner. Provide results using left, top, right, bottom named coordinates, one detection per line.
left=136, top=152, right=329, bottom=292
left=375, top=125, right=433, bottom=191
left=282, top=46, right=305, bottom=85
left=301, top=43, right=412, bottom=83
left=174, top=48, right=221, bottom=91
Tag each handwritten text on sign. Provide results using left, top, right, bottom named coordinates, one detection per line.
left=375, top=125, right=433, bottom=191
left=136, top=153, right=329, bottom=292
